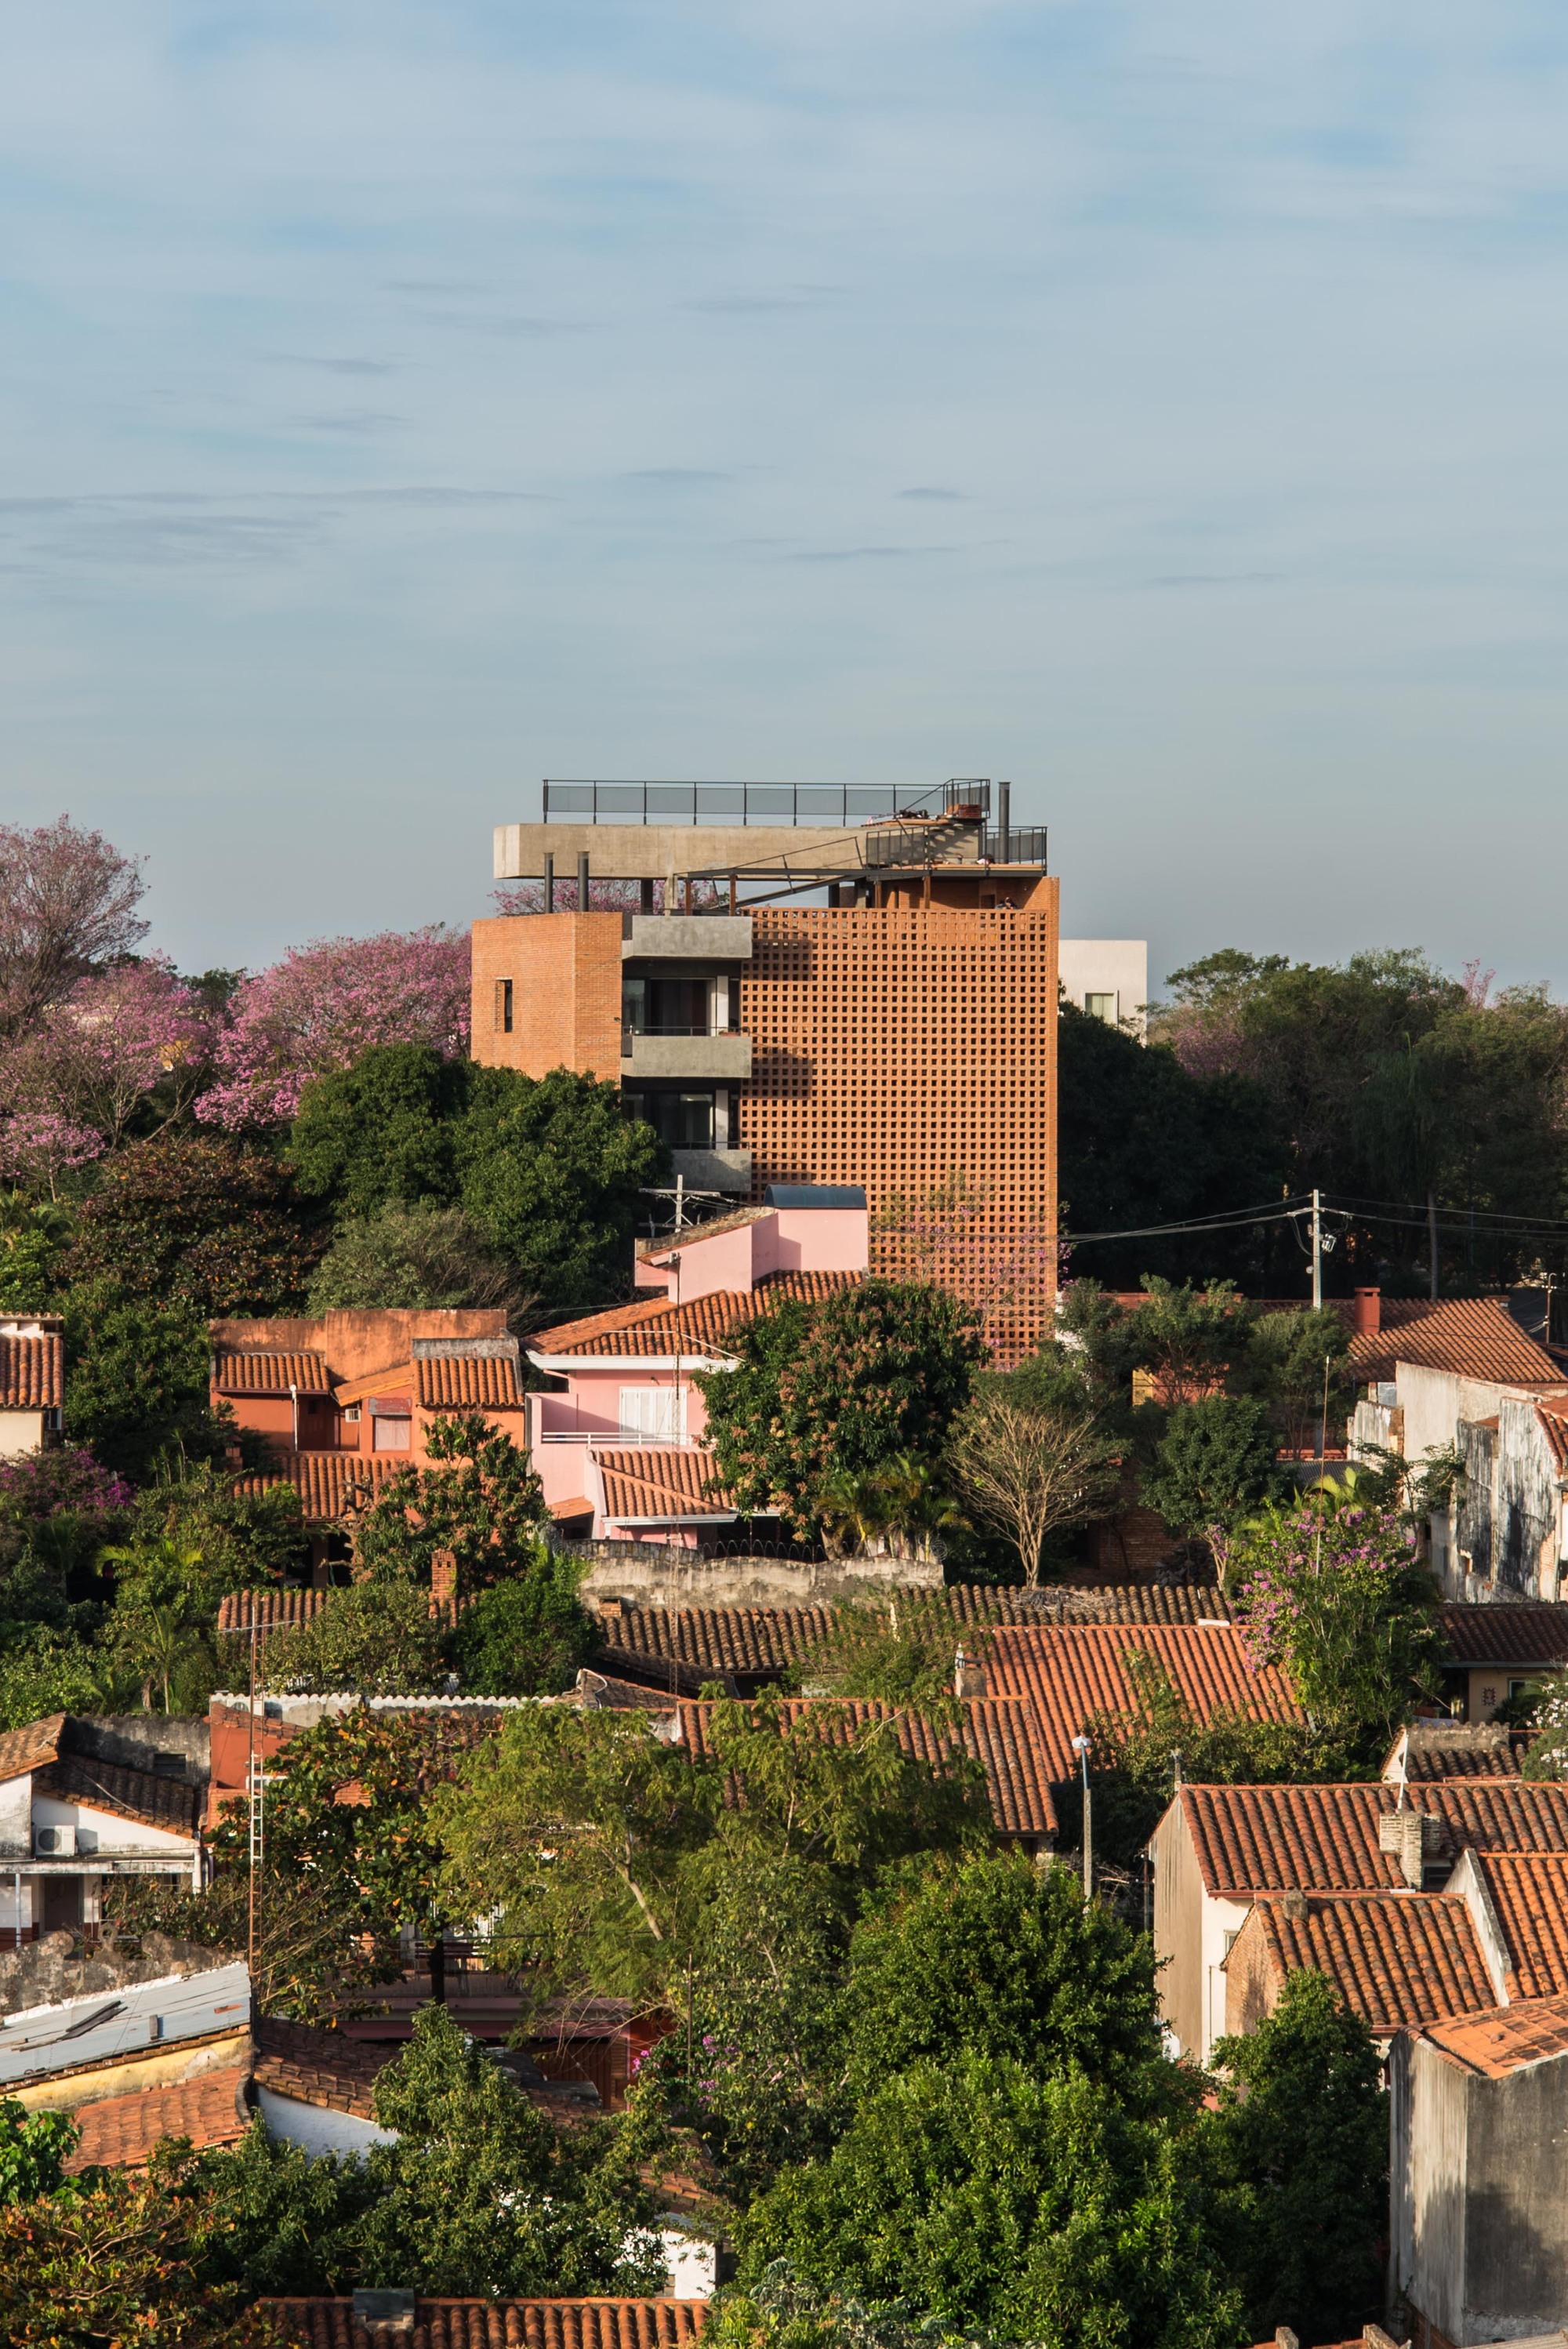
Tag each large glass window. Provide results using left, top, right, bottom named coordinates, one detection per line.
left=622, top=977, right=713, bottom=1035
left=623, top=1091, right=716, bottom=1148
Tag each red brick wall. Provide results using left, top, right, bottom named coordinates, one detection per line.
left=470, top=913, right=623, bottom=1081
left=740, top=899, right=1059, bottom=1360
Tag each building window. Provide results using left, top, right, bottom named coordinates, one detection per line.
left=622, top=976, right=713, bottom=1036
left=495, top=978, right=514, bottom=1033
left=1084, top=992, right=1117, bottom=1022
left=622, top=1091, right=717, bottom=1149
left=369, top=1396, right=412, bottom=1452
left=619, top=1385, right=685, bottom=1443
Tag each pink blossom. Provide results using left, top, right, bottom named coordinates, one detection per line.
left=1164, top=1007, right=1251, bottom=1083
left=0, top=815, right=147, bottom=1040
left=0, top=1109, right=105, bottom=1196
left=198, top=927, right=472, bottom=1129
left=0, top=957, right=213, bottom=1149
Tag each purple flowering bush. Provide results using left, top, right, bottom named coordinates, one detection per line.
left=0, top=1444, right=133, bottom=1523
left=1231, top=1480, right=1441, bottom=1754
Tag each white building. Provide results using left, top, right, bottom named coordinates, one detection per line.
left=1057, top=939, right=1148, bottom=1037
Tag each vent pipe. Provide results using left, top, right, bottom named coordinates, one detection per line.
left=577, top=852, right=590, bottom=912
left=996, top=779, right=1011, bottom=863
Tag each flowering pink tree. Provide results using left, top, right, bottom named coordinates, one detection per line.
left=0, top=816, right=148, bottom=1040
left=198, top=927, right=471, bottom=1130
left=0, top=959, right=213, bottom=1158
left=0, top=1112, right=105, bottom=1199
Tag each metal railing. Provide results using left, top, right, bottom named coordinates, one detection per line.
left=863, top=821, right=1049, bottom=870
left=542, top=779, right=991, bottom=827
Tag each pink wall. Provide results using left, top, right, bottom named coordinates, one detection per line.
left=633, top=1204, right=869, bottom=1303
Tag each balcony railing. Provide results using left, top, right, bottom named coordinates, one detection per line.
left=543, top=779, right=989, bottom=827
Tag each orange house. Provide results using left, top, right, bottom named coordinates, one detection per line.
left=209, top=1309, right=527, bottom=1545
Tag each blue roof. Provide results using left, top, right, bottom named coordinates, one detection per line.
left=763, top=1184, right=867, bottom=1211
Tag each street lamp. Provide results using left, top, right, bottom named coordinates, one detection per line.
left=1072, top=1734, right=1091, bottom=1903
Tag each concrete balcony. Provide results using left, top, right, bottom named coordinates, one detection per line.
left=621, top=916, right=752, bottom=961
left=621, top=1032, right=752, bottom=1081
left=671, top=1148, right=752, bottom=1194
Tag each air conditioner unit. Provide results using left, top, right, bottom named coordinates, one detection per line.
left=34, top=1824, right=77, bottom=1857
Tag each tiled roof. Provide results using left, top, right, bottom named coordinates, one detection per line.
left=1417, top=1990, right=1568, bottom=2078
left=675, top=1695, right=1058, bottom=1839
left=983, top=1624, right=1300, bottom=1784
left=416, top=1354, right=524, bottom=1410
left=1442, top=1602, right=1568, bottom=1668
left=0, top=1329, right=64, bottom=1409
left=262, top=2300, right=709, bottom=2349
left=212, top=1349, right=333, bottom=1396
left=1397, top=1733, right=1526, bottom=1782
left=1540, top=1407, right=1568, bottom=1472
left=254, top=2016, right=389, bottom=2119
left=596, top=1450, right=734, bottom=1523
left=1239, top=1891, right=1497, bottom=2038
left=532, top=1273, right=858, bottom=1360
left=42, top=1753, right=201, bottom=1838
left=1472, top=1853, right=1568, bottom=1999
left=0, top=1712, right=66, bottom=1782
left=1348, top=1297, right=1563, bottom=1388
left=592, top=1584, right=1232, bottom=1693
left=1176, top=1781, right=1568, bottom=1895
left=217, top=1588, right=332, bottom=1639
left=64, top=2065, right=251, bottom=2171
left=234, top=1450, right=404, bottom=1523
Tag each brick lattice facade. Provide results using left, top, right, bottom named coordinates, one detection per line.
left=739, top=901, right=1059, bottom=1358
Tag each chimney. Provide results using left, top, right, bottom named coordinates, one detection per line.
left=353, top=2291, right=415, bottom=2341
left=1280, top=1891, right=1308, bottom=1922
left=1353, top=1287, right=1381, bottom=1338
left=1274, top=2330, right=1300, bottom=2349
left=1378, top=1806, right=1446, bottom=1888
left=430, top=1548, right=457, bottom=1619
left=954, top=1647, right=987, bottom=1701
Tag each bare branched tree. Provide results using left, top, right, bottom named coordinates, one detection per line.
left=0, top=816, right=148, bottom=1039
left=948, top=1392, right=1121, bottom=1585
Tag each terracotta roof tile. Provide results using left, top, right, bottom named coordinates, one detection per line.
left=596, top=1450, right=735, bottom=1523
left=0, top=1329, right=64, bottom=1410
left=1177, top=1780, right=1568, bottom=1895
left=1397, top=1733, right=1526, bottom=1781
left=0, top=1712, right=66, bottom=1781
left=1441, top=1603, right=1568, bottom=1668
left=42, top=1753, right=200, bottom=1838
left=1541, top=1408, right=1568, bottom=1473
left=260, top=2300, right=709, bottom=2349
left=984, top=1624, right=1300, bottom=1784
left=1348, top=1297, right=1563, bottom=1387
left=1472, top=1853, right=1568, bottom=1999
left=217, top=1588, right=332, bottom=1641
left=1240, top=1890, right=1497, bottom=2037
left=234, top=1450, right=404, bottom=1523
left=64, top=2065, right=251, bottom=2171
left=1417, top=1989, right=1568, bottom=2077
left=675, top=1695, right=1058, bottom=1839
left=415, top=1355, right=524, bottom=1410
left=212, top=1350, right=334, bottom=1396
left=254, top=2017, right=390, bottom=2119
left=590, top=1585, right=1231, bottom=1693
left=532, top=1273, right=858, bottom=1361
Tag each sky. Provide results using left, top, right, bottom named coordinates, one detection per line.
left=2, top=1, right=1566, bottom=993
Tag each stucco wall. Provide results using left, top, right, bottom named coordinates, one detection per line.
left=1150, top=1798, right=1207, bottom=2060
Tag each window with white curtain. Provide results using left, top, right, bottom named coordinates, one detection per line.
left=618, top=1385, right=685, bottom=1443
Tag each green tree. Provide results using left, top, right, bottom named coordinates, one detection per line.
left=265, top=1581, right=447, bottom=1696
left=739, top=2050, right=1241, bottom=2349
left=1140, top=1396, right=1282, bottom=1538
left=1204, top=1972, right=1388, bottom=2347
left=351, top=1412, right=549, bottom=1595
left=307, top=1200, right=528, bottom=1316
left=291, top=1046, right=667, bottom=1309
left=1240, top=1307, right=1352, bottom=1457
left=843, top=1850, right=1171, bottom=2111
left=125, top=1464, right=308, bottom=1600
left=61, top=1131, right=322, bottom=1314
left=445, top=1567, right=595, bottom=1696
left=0, top=1192, right=71, bottom=1308
left=698, top=1281, right=984, bottom=1537
left=0, top=2098, right=79, bottom=2205
left=64, top=1290, right=226, bottom=1483
left=0, top=1629, right=107, bottom=1731
left=1058, top=997, right=1289, bottom=1291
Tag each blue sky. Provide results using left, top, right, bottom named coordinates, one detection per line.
left=2, top=1, right=1566, bottom=991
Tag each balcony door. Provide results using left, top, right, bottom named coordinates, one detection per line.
left=618, top=1385, right=685, bottom=1443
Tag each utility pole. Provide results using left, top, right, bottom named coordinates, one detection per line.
left=1311, top=1188, right=1323, bottom=1310
left=1428, top=1189, right=1439, bottom=1302
left=1073, top=1735, right=1092, bottom=1903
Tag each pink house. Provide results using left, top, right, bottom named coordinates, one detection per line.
left=527, top=1185, right=868, bottom=1544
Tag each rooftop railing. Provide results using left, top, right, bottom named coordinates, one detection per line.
left=542, top=779, right=991, bottom=826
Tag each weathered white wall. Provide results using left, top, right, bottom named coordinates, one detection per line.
left=256, top=2086, right=397, bottom=2158
left=1058, top=939, right=1149, bottom=1036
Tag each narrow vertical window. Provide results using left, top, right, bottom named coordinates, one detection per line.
left=495, top=978, right=514, bottom=1033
